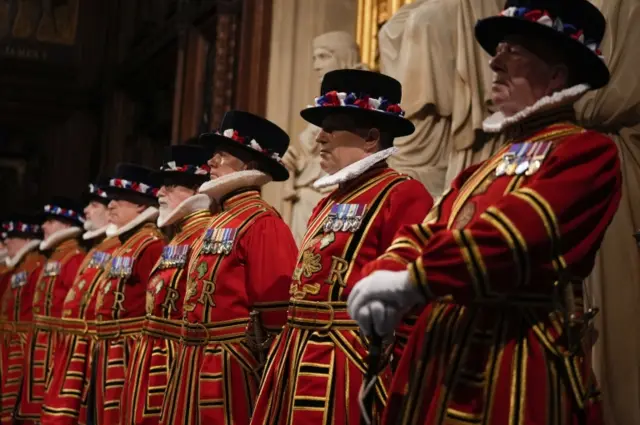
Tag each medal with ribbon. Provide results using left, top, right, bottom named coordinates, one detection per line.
left=43, top=261, right=61, bottom=277
left=202, top=228, right=237, bottom=255
left=525, top=141, right=553, bottom=175
left=10, top=271, right=28, bottom=288
left=159, top=244, right=190, bottom=269
left=324, top=203, right=367, bottom=233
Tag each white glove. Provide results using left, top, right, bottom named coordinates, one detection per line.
left=347, top=270, right=425, bottom=337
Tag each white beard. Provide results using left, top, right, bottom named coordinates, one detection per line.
left=84, top=220, right=96, bottom=231
left=158, top=204, right=171, bottom=222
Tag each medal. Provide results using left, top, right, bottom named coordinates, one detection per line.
left=515, top=143, right=535, bottom=175
left=506, top=143, right=528, bottom=175
left=496, top=143, right=520, bottom=177
left=525, top=141, right=552, bottom=176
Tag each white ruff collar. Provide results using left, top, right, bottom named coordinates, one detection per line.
left=40, top=227, right=82, bottom=251
left=483, top=84, right=590, bottom=133
left=198, top=170, right=271, bottom=203
left=83, top=225, right=109, bottom=241
left=313, top=147, right=397, bottom=189
left=106, top=207, right=159, bottom=238
left=6, top=239, right=41, bottom=268
left=158, top=194, right=211, bottom=228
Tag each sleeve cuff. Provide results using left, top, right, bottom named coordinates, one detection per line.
left=408, top=257, right=432, bottom=300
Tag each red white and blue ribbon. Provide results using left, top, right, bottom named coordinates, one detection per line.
left=160, top=161, right=211, bottom=175
left=3, top=221, right=41, bottom=234
left=89, top=183, right=108, bottom=199
left=219, top=128, right=283, bottom=164
left=44, top=204, right=86, bottom=224
left=309, top=91, right=406, bottom=117
left=109, top=178, right=159, bottom=197
left=499, top=7, right=604, bottom=61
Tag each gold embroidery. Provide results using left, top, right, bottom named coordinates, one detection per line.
left=64, top=287, right=77, bottom=304
left=197, top=280, right=216, bottom=307
left=453, top=202, right=476, bottom=229
left=320, top=233, right=335, bottom=250
left=112, top=291, right=126, bottom=313
left=324, top=256, right=349, bottom=287
left=146, top=278, right=164, bottom=315
left=161, top=287, right=180, bottom=314
left=300, top=250, right=322, bottom=278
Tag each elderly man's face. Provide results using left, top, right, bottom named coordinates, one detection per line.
left=84, top=201, right=109, bottom=231
left=489, top=36, right=569, bottom=116
left=42, top=219, right=71, bottom=240
left=207, top=150, right=251, bottom=180
left=157, top=185, right=196, bottom=218
left=316, top=114, right=380, bottom=175
left=107, top=199, right=145, bottom=228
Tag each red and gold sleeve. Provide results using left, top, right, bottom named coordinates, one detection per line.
left=407, top=131, right=622, bottom=304
left=51, top=253, right=85, bottom=318
left=133, top=240, right=165, bottom=285
left=241, top=215, right=298, bottom=332
left=361, top=163, right=485, bottom=276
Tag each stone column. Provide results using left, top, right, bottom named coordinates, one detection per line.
left=262, top=0, right=358, bottom=219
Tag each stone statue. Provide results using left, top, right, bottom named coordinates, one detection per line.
left=378, top=0, right=503, bottom=198
left=283, top=31, right=368, bottom=245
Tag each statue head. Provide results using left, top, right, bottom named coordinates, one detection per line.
left=312, top=31, right=363, bottom=82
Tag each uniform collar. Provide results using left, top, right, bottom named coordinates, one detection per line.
left=105, top=207, right=159, bottom=239
left=483, top=84, right=588, bottom=136
left=6, top=239, right=41, bottom=269
left=83, top=225, right=109, bottom=241
left=221, top=189, right=261, bottom=210
left=198, top=170, right=271, bottom=206
left=39, top=227, right=82, bottom=251
left=157, top=194, right=211, bottom=228
left=313, top=147, right=397, bottom=189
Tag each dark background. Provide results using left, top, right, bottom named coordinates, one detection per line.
left=0, top=0, right=272, bottom=212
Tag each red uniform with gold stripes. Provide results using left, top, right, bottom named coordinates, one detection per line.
left=0, top=246, right=45, bottom=423
left=120, top=210, right=210, bottom=425
left=364, top=123, right=620, bottom=425
left=250, top=165, right=433, bottom=425
left=90, top=223, right=164, bottom=425
left=17, top=238, right=85, bottom=423
left=0, top=262, right=10, bottom=391
left=40, top=235, right=121, bottom=425
left=159, top=190, right=297, bottom=425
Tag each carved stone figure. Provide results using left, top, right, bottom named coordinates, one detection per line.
left=283, top=31, right=369, bottom=245
left=378, top=0, right=503, bottom=198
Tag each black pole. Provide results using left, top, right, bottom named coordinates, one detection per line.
left=361, top=333, right=383, bottom=425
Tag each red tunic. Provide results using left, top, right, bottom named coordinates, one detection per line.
left=0, top=247, right=45, bottom=424
left=120, top=210, right=211, bottom=425
left=364, top=123, right=620, bottom=425
left=40, top=235, right=121, bottom=425
left=17, top=237, right=84, bottom=422
left=159, top=190, right=298, bottom=425
left=0, top=263, right=10, bottom=392
left=90, top=222, right=164, bottom=425
left=250, top=166, right=433, bottom=425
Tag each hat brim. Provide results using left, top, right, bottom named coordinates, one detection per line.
left=105, top=187, right=158, bottom=202
left=149, top=171, right=209, bottom=188
left=42, top=213, right=83, bottom=227
left=300, top=106, right=415, bottom=138
left=475, top=16, right=609, bottom=89
left=199, top=134, right=290, bottom=182
left=82, top=192, right=109, bottom=206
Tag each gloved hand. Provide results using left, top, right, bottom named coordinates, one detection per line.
left=347, top=270, right=426, bottom=337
